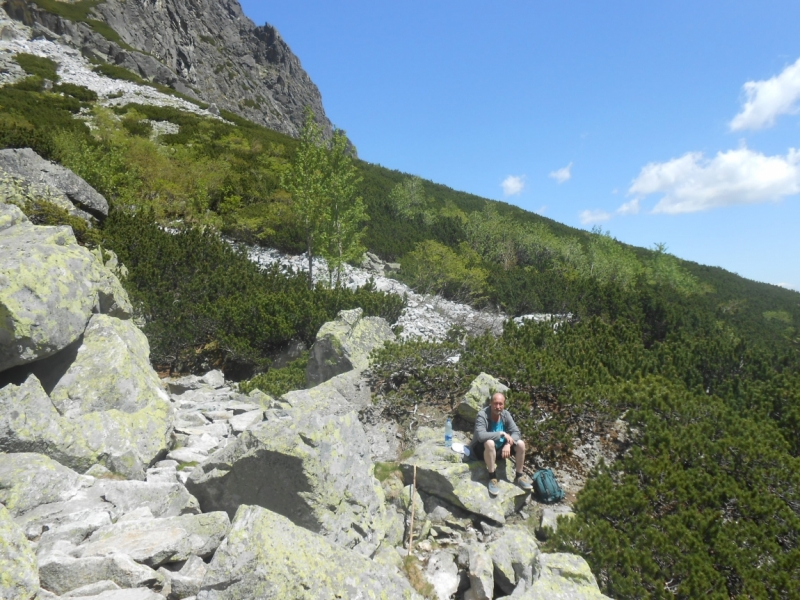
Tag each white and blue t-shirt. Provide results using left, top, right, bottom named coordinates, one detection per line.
left=490, top=418, right=505, bottom=450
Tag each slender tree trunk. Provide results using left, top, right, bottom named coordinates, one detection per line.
left=307, top=231, right=314, bottom=289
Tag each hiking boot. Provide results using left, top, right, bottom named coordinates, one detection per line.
left=515, top=473, right=533, bottom=491
left=487, top=478, right=500, bottom=497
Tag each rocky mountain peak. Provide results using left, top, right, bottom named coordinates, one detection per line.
left=5, top=0, right=333, bottom=138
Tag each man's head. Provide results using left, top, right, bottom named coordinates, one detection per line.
left=490, top=392, right=505, bottom=419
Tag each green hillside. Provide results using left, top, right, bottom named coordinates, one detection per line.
left=2, top=70, right=800, bottom=598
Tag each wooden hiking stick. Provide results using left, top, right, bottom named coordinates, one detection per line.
left=407, top=464, right=417, bottom=551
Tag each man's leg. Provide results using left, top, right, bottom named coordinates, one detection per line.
left=514, top=440, right=526, bottom=475
left=513, top=440, right=533, bottom=490
left=483, top=440, right=496, bottom=475
left=483, top=440, right=500, bottom=496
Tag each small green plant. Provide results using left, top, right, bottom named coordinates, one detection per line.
left=402, top=555, right=435, bottom=598
left=373, top=461, right=402, bottom=483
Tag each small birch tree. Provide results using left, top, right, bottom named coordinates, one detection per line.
left=282, top=108, right=328, bottom=288
left=322, top=129, right=367, bottom=287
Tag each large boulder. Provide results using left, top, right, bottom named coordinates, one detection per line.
left=50, top=314, right=170, bottom=418
left=519, top=553, right=611, bottom=600
left=196, top=505, right=422, bottom=599
left=400, top=428, right=527, bottom=524
left=0, top=452, right=85, bottom=516
left=77, top=512, right=230, bottom=569
left=0, top=148, right=109, bottom=220
left=486, top=525, right=541, bottom=594
left=305, top=307, right=394, bottom=387
left=186, top=372, right=388, bottom=557
left=0, top=504, right=39, bottom=600
left=0, top=212, right=131, bottom=372
left=0, top=372, right=173, bottom=479
left=457, top=372, right=509, bottom=423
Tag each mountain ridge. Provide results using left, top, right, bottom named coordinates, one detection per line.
left=4, top=0, right=334, bottom=138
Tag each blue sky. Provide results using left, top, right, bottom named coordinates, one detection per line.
left=240, top=0, right=800, bottom=290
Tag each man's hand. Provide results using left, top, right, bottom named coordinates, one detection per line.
left=501, top=442, right=511, bottom=459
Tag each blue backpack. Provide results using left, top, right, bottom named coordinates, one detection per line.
left=532, top=469, right=565, bottom=503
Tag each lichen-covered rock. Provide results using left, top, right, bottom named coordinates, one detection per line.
left=0, top=504, right=38, bottom=600
left=400, top=428, right=527, bottom=524
left=0, top=202, right=28, bottom=232
left=196, top=505, right=422, bottom=599
left=38, top=553, right=162, bottom=596
left=157, top=555, right=206, bottom=600
left=100, top=481, right=200, bottom=518
left=518, top=553, right=610, bottom=600
left=77, top=512, right=230, bottom=568
left=424, top=550, right=460, bottom=600
left=50, top=315, right=170, bottom=418
left=305, top=307, right=394, bottom=387
left=466, top=544, right=493, bottom=600
left=457, top=372, right=509, bottom=423
left=0, top=373, right=173, bottom=479
left=186, top=374, right=388, bottom=556
left=0, top=452, right=85, bottom=516
left=0, top=221, right=131, bottom=371
left=486, top=525, right=540, bottom=594
left=0, top=148, right=108, bottom=220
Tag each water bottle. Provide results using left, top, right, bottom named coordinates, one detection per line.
left=444, top=417, right=453, bottom=448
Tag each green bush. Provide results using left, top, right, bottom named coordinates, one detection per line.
left=238, top=352, right=309, bottom=397
left=14, top=53, right=58, bottom=81
left=53, top=83, right=98, bottom=102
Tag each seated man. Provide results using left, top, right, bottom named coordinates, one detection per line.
left=471, top=392, right=532, bottom=497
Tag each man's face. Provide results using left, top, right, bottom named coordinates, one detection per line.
left=490, top=394, right=505, bottom=418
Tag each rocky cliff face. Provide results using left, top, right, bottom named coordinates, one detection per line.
left=4, top=0, right=333, bottom=138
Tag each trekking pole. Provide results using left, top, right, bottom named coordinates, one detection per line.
left=407, top=464, right=417, bottom=552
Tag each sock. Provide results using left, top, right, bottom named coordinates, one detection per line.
left=489, top=471, right=496, bottom=479
left=515, top=472, right=524, bottom=479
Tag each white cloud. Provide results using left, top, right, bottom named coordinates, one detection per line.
left=535, top=205, right=547, bottom=215
left=501, top=175, right=526, bottom=196
left=579, top=209, right=611, bottom=225
left=628, top=146, right=800, bottom=214
left=778, top=282, right=798, bottom=291
left=549, top=162, right=573, bottom=184
left=616, top=198, right=640, bottom=215
left=730, top=57, right=800, bottom=131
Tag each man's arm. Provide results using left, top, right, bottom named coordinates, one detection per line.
left=504, top=411, right=522, bottom=443
left=473, top=409, right=502, bottom=444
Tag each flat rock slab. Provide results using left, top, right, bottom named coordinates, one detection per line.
left=0, top=452, right=85, bottom=516
left=518, top=553, right=610, bottom=600
left=38, top=553, right=161, bottom=596
left=400, top=430, right=527, bottom=524
left=99, top=480, right=199, bottom=518
left=0, top=504, right=39, bottom=600
left=197, top=505, right=422, bottom=600
left=65, top=589, right=164, bottom=600
left=77, top=512, right=230, bottom=568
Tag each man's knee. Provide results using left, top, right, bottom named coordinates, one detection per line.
left=484, top=440, right=495, bottom=451
left=516, top=440, right=526, bottom=452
